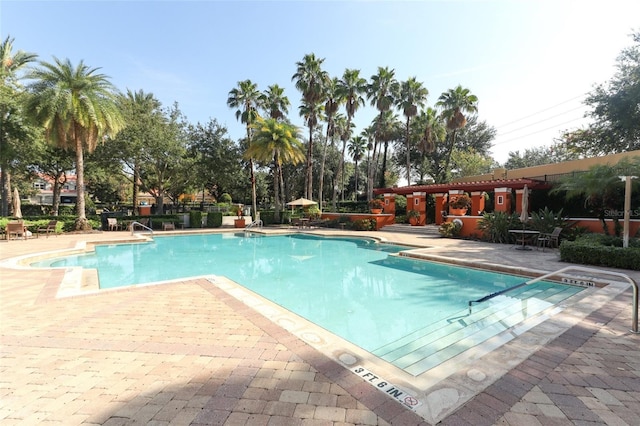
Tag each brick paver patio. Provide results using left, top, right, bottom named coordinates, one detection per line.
left=1, top=229, right=638, bottom=425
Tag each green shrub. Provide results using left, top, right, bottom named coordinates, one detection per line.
left=260, top=211, right=275, bottom=225
left=560, top=235, right=640, bottom=270
left=189, top=211, right=202, bottom=228
left=438, top=221, right=462, bottom=238
left=476, top=211, right=520, bottom=243
left=529, top=207, right=568, bottom=234
left=206, top=212, right=223, bottom=228
left=352, top=218, right=376, bottom=231
left=219, top=193, right=232, bottom=204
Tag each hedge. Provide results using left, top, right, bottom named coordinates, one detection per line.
left=560, top=237, right=640, bottom=270
left=206, top=212, right=222, bottom=228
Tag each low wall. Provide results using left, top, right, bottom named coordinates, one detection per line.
left=444, top=216, right=640, bottom=239
left=321, top=213, right=395, bottom=231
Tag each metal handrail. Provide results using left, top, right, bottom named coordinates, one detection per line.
left=468, top=265, right=638, bottom=333
left=130, top=221, right=153, bottom=234
left=245, top=219, right=263, bottom=229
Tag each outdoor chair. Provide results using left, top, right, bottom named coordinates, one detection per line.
left=6, top=221, right=27, bottom=240
left=107, top=218, right=121, bottom=231
left=537, top=227, right=562, bottom=251
left=37, top=220, right=58, bottom=237
left=162, top=222, right=175, bottom=231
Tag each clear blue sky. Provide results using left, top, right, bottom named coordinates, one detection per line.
left=2, top=0, right=638, bottom=164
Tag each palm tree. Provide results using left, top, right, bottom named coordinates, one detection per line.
left=372, top=110, right=402, bottom=188
left=348, top=135, right=367, bottom=199
left=260, top=84, right=290, bottom=208
left=436, top=85, right=478, bottom=182
left=1, top=35, right=37, bottom=217
left=247, top=118, right=305, bottom=222
left=292, top=53, right=329, bottom=199
left=261, top=84, right=290, bottom=121
left=336, top=69, right=366, bottom=203
left=319, top=77, right=343, bottom=210
left=26, top=57, right=123, bottom=230
left=367, top=66, right=398, bottom=198
left=397, top=77, right=428, bottom=186
left=330, top=114, right=355, bottom=205
left=227, top=79, right=262, bottom=219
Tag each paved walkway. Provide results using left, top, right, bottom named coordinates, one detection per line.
left=1, top=227, right=638, bottom=425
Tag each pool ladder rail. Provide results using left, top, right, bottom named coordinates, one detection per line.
left=130, top=221, right=154, bottom=234
left=468, top=266, right=638, bottom=333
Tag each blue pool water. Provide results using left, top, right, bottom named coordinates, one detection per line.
left=36, top=233, right=583, bottom=368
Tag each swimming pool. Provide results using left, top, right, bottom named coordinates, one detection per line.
left=36, top=233, right=583, bottom=375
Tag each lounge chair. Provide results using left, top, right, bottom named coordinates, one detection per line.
left=37, top=220, right=58, bottom=238
left=6, top=221, right=27, bottom=240
left=537, top=227, right=562, bottom=251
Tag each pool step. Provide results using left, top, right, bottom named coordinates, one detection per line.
left=372, top=282, right=577, bottom=376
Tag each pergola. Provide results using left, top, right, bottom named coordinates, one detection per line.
left=374, top=178, right=552, bottom=196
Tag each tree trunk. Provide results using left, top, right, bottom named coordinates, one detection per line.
left=132, top=163, right=139, bottom=214
left=318, top=128, right=330, bottom=211
left=273, top=155, right=281, bottom=223
left=0, top=168, right=8, bottom=217
left=305, top=125, right=313, bottom=200
left=405, top=117, right=411, bottom=186
left=74, top=138, right=90, bottom=230
left=52, top=171, right=66, bottom=216
left=250, top=158, right=257, bottom=221
left=379, top=140, right=389, bottom=188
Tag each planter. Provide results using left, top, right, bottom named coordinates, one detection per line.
left=370, top=209, right=383, bottom=214
left=234, top=218, right=246, bottom=228
left=409, top=216, right=421, bottom=226
left=449, top=208, right=468, bottom=216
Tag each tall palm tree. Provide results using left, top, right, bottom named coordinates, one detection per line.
left=414, top=107, right=447, bottom=183
left=331, top=115, right=354, bottom=205
left=246, top=118, right=305, bottom=222
left=261, top=84, right=290, bottom=121
left=227, top=79, right=262, bottom=219
left=26, top=57, right=123, bottom=230
left=436, top=85, right=478, bottom=182
left=0, top=35, right=37, bottom=217
left=397, top=77, right=428, bottom=186
left=348, top=135, right=367, bottom=200
left=260, top=84, right=290, bottom=208
left=319, top=77, right=342, bottom=210
left=292, top=53, right=329, bottom=199
left=372, top=110, right=402, bottom=188
left=336, top=69, right=366, bottom=203
left=367, top=66, right=398, bottom=198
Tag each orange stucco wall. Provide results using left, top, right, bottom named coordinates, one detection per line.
left=444, top=216, right=640, bottom=239
left=321, top=213, right=395, bottom=230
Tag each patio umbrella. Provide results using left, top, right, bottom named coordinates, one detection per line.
left=286, top=197, right=318, bottom=219
left=286, top=197, right=317, bottom=207
left=520, top=184, right=529, bottom=225
left=12, top=187, right=22, bottom=218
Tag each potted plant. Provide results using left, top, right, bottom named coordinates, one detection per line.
left=449, top=194, right=471, bottom=215
left=369, top=198, right=384, bottom=214
left=407, top=209, right=421, bottom=226
left=234, top=206, right=245, bottom=228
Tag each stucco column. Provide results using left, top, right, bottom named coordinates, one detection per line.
left=494, top=187, right=511, bottom=213
left=383, top=193, right=395, bottom=215
left=435, top=193, right=447, bottom=224
left=471, top=191, right=486, bottom=216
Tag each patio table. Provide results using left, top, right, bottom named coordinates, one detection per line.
left=508, top=229, right=540, bottom=251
